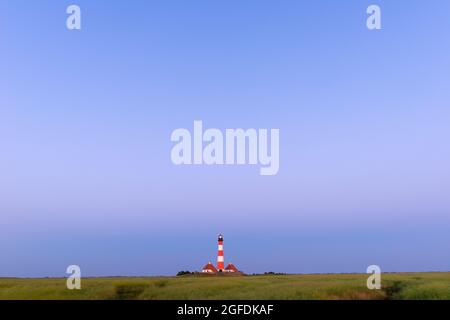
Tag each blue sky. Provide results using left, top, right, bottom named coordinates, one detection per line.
left=1, top=0, right=450, bottom=276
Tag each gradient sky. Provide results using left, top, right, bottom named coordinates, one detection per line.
left=1, top=0, right=449, bottom=277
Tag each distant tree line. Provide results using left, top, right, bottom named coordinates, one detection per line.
left=250, top=272, right=287, bottom=276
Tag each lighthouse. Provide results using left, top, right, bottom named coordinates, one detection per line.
left=217, top=234, right=224, bottom=272
left=200, top=234, right=241, bottom=274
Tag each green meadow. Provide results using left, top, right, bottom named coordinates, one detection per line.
left=0, top=273, right=449, bottom=300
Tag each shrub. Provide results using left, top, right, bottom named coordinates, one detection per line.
left=114, top=283, right=148, bottom=300
left=384, top=281, right=406, bottom=300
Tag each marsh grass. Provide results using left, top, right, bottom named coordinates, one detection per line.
left=0, top=273, right=448, bottom=300
left=114, top=282, right=148, bottom=300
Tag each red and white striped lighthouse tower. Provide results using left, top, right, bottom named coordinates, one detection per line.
left=217, top=234, right=224, bottom=271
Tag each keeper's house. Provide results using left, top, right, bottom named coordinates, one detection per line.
left=202, top=262, right=218, bottom=273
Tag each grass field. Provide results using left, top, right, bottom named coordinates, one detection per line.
left=0, top=273, right=449, bottom=300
